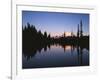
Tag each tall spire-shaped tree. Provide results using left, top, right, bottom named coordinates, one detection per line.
left=80, top=20, right=83, bottom=37
left=77, top=24, right=79, bottom=38
left=44, top=31, right=47, bottom=39
left=71, top=30, right=73, bottom=37
left=64, top=31, right=66, bottom=38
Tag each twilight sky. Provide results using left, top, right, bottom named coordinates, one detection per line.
left=22, top=11, right=89, bottom=37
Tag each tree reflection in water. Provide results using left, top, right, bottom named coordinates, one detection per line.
left=23, top=43, right=89, bottom=63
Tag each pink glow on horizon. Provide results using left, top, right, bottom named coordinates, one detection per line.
left=50, top=32, right=72, bottom=37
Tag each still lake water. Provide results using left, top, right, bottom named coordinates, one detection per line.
left=22, top=44, right=89, bottom=69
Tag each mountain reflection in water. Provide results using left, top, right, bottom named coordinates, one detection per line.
left=22, top=44, right=89, bottom=69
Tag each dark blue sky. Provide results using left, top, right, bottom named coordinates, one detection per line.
left=22, top=11, right=89, bottom=36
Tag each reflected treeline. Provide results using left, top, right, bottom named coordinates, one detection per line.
left=23, top=23, right=89, bottom=60
left=77, top=46, right=84, bottom=66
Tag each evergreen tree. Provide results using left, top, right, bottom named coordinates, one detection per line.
left=64, top=31, right=66, bottom=38
left=71, top=30, right=73, bottom=37
left=44, top=31, right=47, bottom=39
left=77, top=24, right=79, bottom=38
left=80, top=20, right=83, bottom=37
left=27, top=22, right=30, bottom=28
left=38, top=30, right=43, bottom=39
left=48, top=34, right=51, bottom=39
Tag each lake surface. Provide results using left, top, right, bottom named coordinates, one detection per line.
left=22, top=44, right=89, bottom=69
